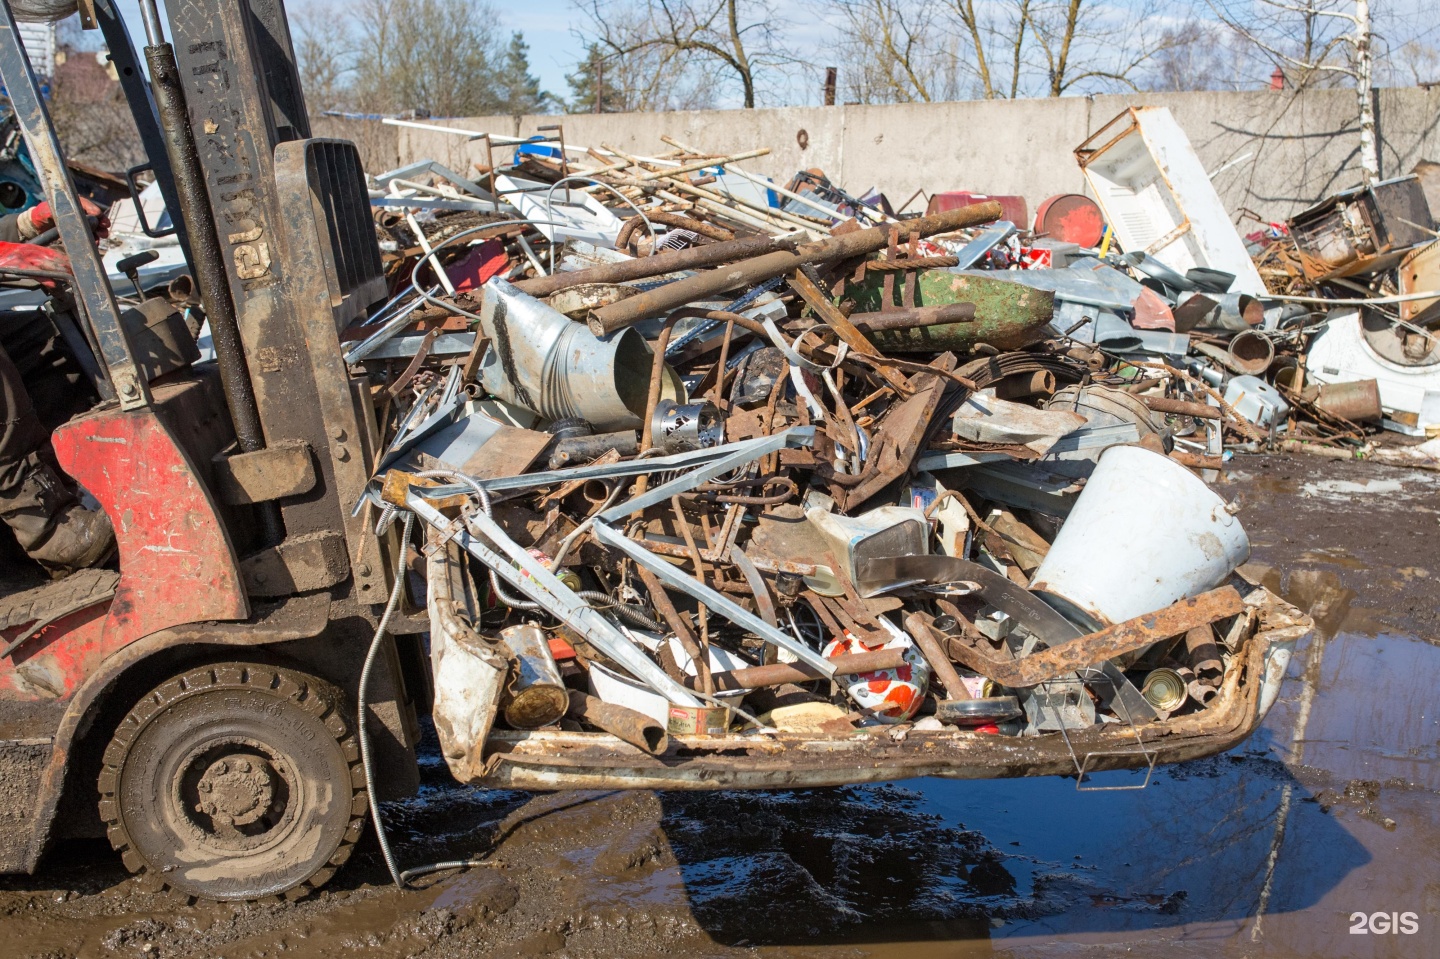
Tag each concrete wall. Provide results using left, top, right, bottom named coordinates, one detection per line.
left=328, top=86, right=1440, bottom=222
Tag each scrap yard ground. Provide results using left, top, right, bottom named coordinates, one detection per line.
left=5, top=451, right=1435, bottom=958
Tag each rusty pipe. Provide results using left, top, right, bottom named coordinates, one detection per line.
left=566, top=691, right=670, bottom=754
left=589, top=202, right=1004, bottom=336
left=1140, top=395, right=1223, bottom=420
left=904, top=613, right=973, bottom=700
left=1228, top=330, right=1275, bottom=374
left=685, top=649, right=908, bottom=693
left=513, top=233, right=791, bottom=298
left=847, top=302, right=977, bottom=333
left=993, top=370, right=1056, bottom=401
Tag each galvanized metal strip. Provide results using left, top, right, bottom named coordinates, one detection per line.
left=406, top=491, right=702, bottom=706
left=593, top=522, right=836, bottom=678
left=598, top=427, right=813, bottom=522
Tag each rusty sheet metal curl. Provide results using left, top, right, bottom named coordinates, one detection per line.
left=945, top=586, right=1245, bottom=688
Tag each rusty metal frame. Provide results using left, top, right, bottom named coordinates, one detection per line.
left=945, top=587, right=1246, bottom=688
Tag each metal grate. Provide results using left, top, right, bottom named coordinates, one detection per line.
left=303, top=140, right=385, bottom=329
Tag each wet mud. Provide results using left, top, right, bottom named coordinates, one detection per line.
left=3, top=452, right=1437, bottom=958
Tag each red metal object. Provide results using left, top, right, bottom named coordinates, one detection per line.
left=927, top=191, right=1028, bottom=228
left=445, top=238, right=509, bottom=292
left=1, top=408, right=250, bottom=699
left=1033, top=194, right=1105, bottom=247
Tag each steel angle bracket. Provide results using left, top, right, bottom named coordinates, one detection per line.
left=592, top=522, right=837, bottom=678
left=405, top=490, right=702, bottom=707
left=414, top=427, right=813, bottom=499
left=599, top=427, right=815, bottom=522
left=1063, top=737, right=1161, bottom=792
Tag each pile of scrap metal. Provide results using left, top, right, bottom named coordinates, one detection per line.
left=1246, top=172, right=1440, bottom=449
left=348, top=115, right=1312, bottom=790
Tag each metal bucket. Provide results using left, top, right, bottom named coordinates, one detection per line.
left=1029, top=445, right=1250, bottom=629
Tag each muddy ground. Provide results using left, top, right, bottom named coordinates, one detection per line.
left=3, top=451, right=1437, bottom=959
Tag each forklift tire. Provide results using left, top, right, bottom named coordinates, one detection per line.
left=97, top=662, right=367, bottom=901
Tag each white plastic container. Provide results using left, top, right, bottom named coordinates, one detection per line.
left=1029, top=445, right=1250, bottom=629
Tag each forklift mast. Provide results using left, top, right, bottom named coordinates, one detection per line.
left=158, top=0, right=393, bottom=603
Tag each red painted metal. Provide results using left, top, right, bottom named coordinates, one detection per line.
left=927, top=191, right=1028, bottom=229
left=1034, top=194, right=1105, bottom=247
left=0, top=407, right=249, bottom=700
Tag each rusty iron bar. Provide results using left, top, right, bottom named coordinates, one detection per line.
left=633, top=562, right=713, bottom=696
left=566, top=691, right=670, bottom=754
left=685, top=649, right=908, bottom=692
left=943, top=586, right=1246, bottom=688
left=512, top=233, right=793, bottom=298
left=847, top=302, right=977, bottom=333
left=1140, top=395, right=1223, bottom=420
left=1170, top=450, right=1226, bottom=470
left=789, top=267, right=909, bottom=393
left=903, top=612, right=974, bottom=700
left=588, top=202, right=1004, bottom=336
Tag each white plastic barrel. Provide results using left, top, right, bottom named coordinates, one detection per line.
left=1029, top=445, right=1250, bottom=629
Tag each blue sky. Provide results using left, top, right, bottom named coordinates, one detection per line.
left=108, top=0, right=586, bottom=99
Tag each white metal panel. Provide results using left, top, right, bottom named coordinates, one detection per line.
left=1078, top=107, right=1266, bottom=297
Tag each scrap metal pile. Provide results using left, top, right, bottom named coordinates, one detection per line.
left=348, top=108, right=1320, bottom=769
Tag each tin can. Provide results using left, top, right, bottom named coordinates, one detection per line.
left=1141, top=667, right=1189, bottom=712
left=666, top=705, right=732, bottom=737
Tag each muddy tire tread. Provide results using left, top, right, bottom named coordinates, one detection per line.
left=96, top=662, right=367, bottom=902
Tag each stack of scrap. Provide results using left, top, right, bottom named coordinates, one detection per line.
left=346, top=114, right=1317, bottom=773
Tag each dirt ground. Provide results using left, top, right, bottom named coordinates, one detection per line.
left=3, top=451, right=1437, bottom=959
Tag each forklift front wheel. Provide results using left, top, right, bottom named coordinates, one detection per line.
left=97, top=662, right=367, bottom=901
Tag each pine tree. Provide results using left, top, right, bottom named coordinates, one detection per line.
left=495, top=32, right=553, bottom=117
left=566, top=44, right=615, bottom=114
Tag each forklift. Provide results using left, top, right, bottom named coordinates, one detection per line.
left=0, top=0, right=426, bottom=900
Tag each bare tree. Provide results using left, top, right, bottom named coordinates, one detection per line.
left=822, top=0, right=957, bottom=103
left=1209, top=0, right=1378, bottom=182
left=567, top=14, right=717, bottom=111
left=1144, top=19, right=1257, bottom=91
left=574, top=0, right=793, bottom=108
left=1027, top=0, right=1179, bottom=96
left=349, top=0, right=507, bottom=116
left=817, top=0, right=1180, bottom=102
left=292, top=2, right=351, bottom=113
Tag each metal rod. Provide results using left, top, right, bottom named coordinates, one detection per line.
left=588, top=202, right=1003, bottom=336
left=512, top=233, right=793, bottom=298
left=137, top=0, right=165, bottom=46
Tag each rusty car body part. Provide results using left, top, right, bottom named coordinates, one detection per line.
left=404, top=488, right=703, bottom=707
left=444, top=585, right=1308, bottom=790
left=427, top=537, right=506, bottom=782
left=945, top=587, right=1244, bottom=688
left=685, top=649, right=908, bottom=693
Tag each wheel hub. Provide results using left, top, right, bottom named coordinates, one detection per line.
left=195, top=753, right=277, bottom=827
